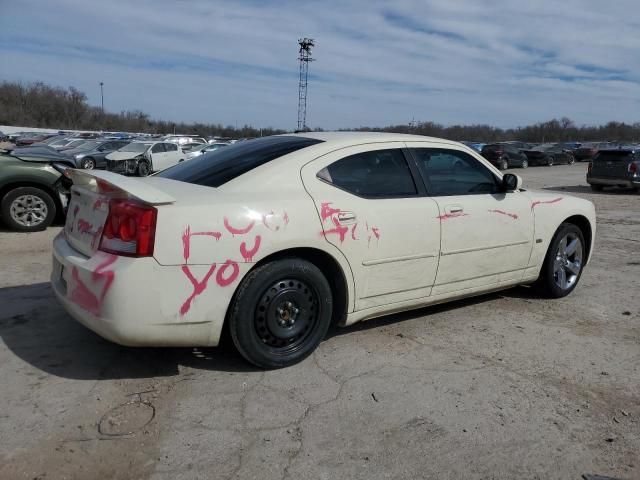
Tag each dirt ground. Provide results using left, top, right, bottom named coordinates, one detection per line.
left=0, top=162, right=638, bottom=480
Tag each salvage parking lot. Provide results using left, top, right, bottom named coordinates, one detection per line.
left=0, top=163, right=638, bottom=479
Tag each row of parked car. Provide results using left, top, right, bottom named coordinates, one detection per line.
left=464, top=141, right=625, bottom=171
left=0, top=132, right=234, bottom=231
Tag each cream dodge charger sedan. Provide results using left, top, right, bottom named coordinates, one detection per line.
left=52, top=133, right=596, bottom=368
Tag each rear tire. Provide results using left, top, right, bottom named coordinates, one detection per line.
left=81, top=157, right=96, bottom=169
left=229, top=258, right=333, bottom=369
left=499, top=158, right=509, bottom=170
left=537, top=223, right=585, bottom=298
left=521, top=159, right=528, bottom=168
left=547, top=156, right=555, bottom=166
left=590, top=184, right=604, bottom=192
left=1, top=186, right=56, bottom=232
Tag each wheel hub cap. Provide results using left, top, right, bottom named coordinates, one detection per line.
left=10, top=195, right=48, bottom=227
left=255, top=279, right=319, bottom=350
left=553, top=233, right=583, bottom=290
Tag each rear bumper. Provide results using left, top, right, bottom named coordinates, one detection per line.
left=51, top=233, right=231, bottom=347
left=586, top=176, right=639, bottom=187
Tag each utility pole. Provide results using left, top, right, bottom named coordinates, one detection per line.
left=100, top=82, right=104, bottom=112
left=297, top=38, right=315, bottom=131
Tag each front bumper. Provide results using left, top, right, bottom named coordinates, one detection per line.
left=586, top=176, right=640, bottom=187
left=51, top=233, right=229, bottom=347
left=106, top=159, right=139, bottom=175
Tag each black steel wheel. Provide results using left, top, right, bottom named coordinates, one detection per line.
left=229, top=258, right=333, bottom=368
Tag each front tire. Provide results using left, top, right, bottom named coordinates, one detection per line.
left=499, top=158, right=509, bottom=170
left=521, top=159, right=528, bottom=168
left=538, top=223, right=585, bottom=298
left=547, top=156, right=555, bottom=166
left=137, top=160, right=151, bottom=177
left=1, top=186, right=57, bottom=232
left=229, top=258, right=333, bottom=369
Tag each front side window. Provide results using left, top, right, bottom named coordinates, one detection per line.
left=317, top=149, right=417, bottom=198
left=412, top=148, right=499, bottom=196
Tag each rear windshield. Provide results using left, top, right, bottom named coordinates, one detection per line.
left=595, top=151, right=635, bottom=161
left=157, top=136, right=323, bottom=187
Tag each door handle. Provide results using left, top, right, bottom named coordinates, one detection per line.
left=337, top=211, right=357, bottom=224
left=445, top=205, right=464, bottom=214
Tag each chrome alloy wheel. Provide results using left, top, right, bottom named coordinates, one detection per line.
left=9, top=194, right=48, bottom=227
left=553, top=233, right=583, bottom=290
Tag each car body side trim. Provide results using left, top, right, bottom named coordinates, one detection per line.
left=361, top=252, right=439, bottom=266
left=441, top=240, right=529, bottom=256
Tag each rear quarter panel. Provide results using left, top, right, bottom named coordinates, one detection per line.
left=150, top=173, right=356, bottom=317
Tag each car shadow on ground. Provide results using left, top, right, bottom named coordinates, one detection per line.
left=0, top=282, right=543, bottom=380
left=542, top=185, right=637, bottom=195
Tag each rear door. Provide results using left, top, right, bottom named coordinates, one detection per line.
left=164, top=142, right=183, bottom=166
left=301, top=143, right=441, bottom=311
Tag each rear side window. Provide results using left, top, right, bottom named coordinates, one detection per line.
left=166, top=143, right=178, bottom=151
left=317, top=149, right=417, bottom=198
left=151, top=143, right=166, bottom=153
left=157, top=136, right=323, bottom=187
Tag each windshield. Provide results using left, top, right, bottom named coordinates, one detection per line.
left=157, top=136, right=322, bottom=187
left=533, top=143, right=557, bottom=151
left=119, top=142, right=151, bottom=152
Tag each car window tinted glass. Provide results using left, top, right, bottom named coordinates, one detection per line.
left=166, top=143, right=178, bottom=151
left=318, top=149, right=417, bottom=198
left=412, top=148, right=499, bottom=196
left=157, top=136, right=323, bottom=187
left=151, top=143, right=166, bottom=153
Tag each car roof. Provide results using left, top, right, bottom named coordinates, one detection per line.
left=287, top=131, right=464, bottom=149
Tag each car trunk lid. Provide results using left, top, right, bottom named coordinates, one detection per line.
left=64, top=169, right=175, bottom=257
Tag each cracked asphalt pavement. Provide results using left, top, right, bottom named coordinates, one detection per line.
left=0, top=163, right=638, bottom=479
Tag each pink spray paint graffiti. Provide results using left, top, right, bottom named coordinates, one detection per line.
left=488, top=209, right=519, bottom=220
left=69, top=255, right=117, bottom=315
left=180, top=264, right=217, bottom=315
left=320, top=202, right=380, bottom=246
left=531, top=197, right=563, bottom=210
left=224, top=217, right=255, bottom=236
left=240, top=236, right=262, bottom=262
left=182, top=226, right=222, bottom=263
left=437, top=212, right=469, bottom=221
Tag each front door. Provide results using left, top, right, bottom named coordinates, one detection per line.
left=301, top=143, right=441, bottom=311
left=407, top=145, right=534, bottom=295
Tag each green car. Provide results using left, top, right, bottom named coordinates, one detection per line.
left=0, top=148, right=74, bottom=232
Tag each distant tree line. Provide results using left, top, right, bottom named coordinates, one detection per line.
left=1, top=80, right=639, bottom=142
left=0, top=81, right=286, bottom=138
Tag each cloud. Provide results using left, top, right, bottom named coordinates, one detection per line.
left=0, top=0, right=638, bottom=129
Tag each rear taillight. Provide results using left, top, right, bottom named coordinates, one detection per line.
left=99, top=199, right=157, bottom=257
left=630, top=162, right=639, bottom=174
left=588, top=162, right=593, bottom=174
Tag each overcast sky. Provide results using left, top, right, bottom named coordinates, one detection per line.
left=1, top=0, right=639, bottom=130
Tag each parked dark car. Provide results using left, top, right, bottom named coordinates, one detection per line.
left=0, top=130, right=8, bottom=142
left=587, top=147, right=640, bottom=192
left=15, top=132, right=59, bottom=146
left=480, top=143, right=529, bottom=170
left=0, top=149, right=75, bottom=231
left=573, top=142, right=611, bottom=162
left=522, top=143, right=575, bottom=166
left=68, top=139, right=131, bottom=169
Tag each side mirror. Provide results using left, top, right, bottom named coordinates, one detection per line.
left=502, top=173, right=522, bottom=192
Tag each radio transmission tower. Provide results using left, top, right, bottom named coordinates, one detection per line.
left=297, top=37, right=315, bottom=131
